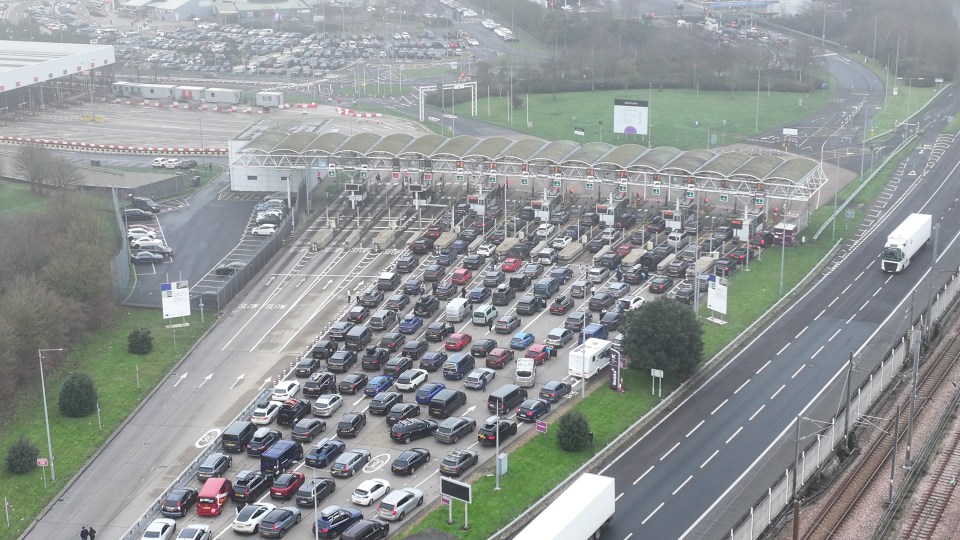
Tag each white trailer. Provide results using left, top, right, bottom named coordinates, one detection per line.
left=515, top=473, right=615, bottom=540
left=515, top=358, right=536, bottom=388
left=202, top=87, right=241, bottom=105
left=138, top=83, right=176, bottom=100
left=256, top=91, right=284, bottom=108
left=175, top=85, right=205, bottom=101
left=569, top=338, right=612, bottom=379
left=881, top=213, right=932, bottom=273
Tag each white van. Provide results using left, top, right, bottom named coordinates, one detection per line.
left=667, top=231, right=689, bottom=249
left=445, top=298, right=471, bottom=323
left=537, top=248, right=558, bottom=265
left=600, top=227, right=617, bottom=241
left=472, top=304, right=498, bottom=326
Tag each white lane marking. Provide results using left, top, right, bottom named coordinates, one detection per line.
left=700, top=450, right=719, bottom=469
left=642, top=502, right=665, bottom=525
left=828, top=296, right=839, bottom=307
left=776, top=343, right=791, bottom=356
left=855, top=270, right=865, bottom=281
left=734, top=380, right=750, bottom=395
left=873, top=287, right=883, bottom=297
left=770, top=384, right=786, bottom=399
left=672, top=475, right=693, bottom=495
left=756, top=360, right=771, bottom=375
left=660, top=442, right=680, bottom=461
left=749, top=404, right=765, bottom=421
left=814, top=309, right=825, bottom=321
left=616, top=492, right=625, bottom=502
left=846, top=314, right=856, bottom=325
left=884, top=274, right=894, bottom=284
left=623, top=533, right=633, bottom=540
left=353, top=395, right=367, bottom=406
left=792, top=365, right=807, bottom=379
left=828, top=329, right=842, bottom=342
left=860, top=300, right=870, bottom=310
left=841, top=283, right=852, bottom=294
left=633, top=465, right=654, bottom=485
left=795, top=327, right=808, bottom=339
left=711, top=399, right=728, bottom=415
left=811, top=345, right=825, bottom=359
left=725, top=426, right=743, bottom=444
left=413, top=469, right=440, bottom=488
left=686, top=420, right=705, bottom=438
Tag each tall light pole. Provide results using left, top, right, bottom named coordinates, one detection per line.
left=494, top=411, right=502, bottom=491
left=39, top=348, right=65, bottom=482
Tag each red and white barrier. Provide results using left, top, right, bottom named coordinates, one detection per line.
left=0, top=135, right=227, bottom=156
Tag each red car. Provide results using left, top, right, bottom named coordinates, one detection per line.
left=445, top=333, right=472, bottom=351
left=485, top=348, right=515, bottom=369
left=270, top=471, right=305, bottom=500
left=526, top=344, right=551, bottom=365
left=424, top=225, right=445, bottom=240
left=451, top=268, right=473, bottom=285
left=501, top=257, right=522, bottom=272
left=616, top=244, right=633, bottom=256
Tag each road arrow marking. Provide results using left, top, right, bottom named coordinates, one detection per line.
left=231, top=374, right=245, bottom=389
left=259, top=377, right=273, bottom=390
left=322, top=279, right=334, bottom=290
left=465, top=405, right=476, bottom=414
left=198, top=374, right=213, bottom=388
left=174, top=372, right=188, bottom=387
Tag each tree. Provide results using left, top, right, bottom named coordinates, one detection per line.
left=6, top=436, right=39, bottom=474
left=557, top=410, right=591, bottom=452
left=13, top=145, right=51, bottom=194
left=47, top=158, right=84, bottom=189
left=128, top=327, right=154, bottom=355
left=622, top=298, right=703, bottom=380
left=58, top=371, right=98, bottom=417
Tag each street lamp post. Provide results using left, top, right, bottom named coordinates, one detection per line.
left=494, top=411, right=502, bottom=491
left=39, top=348, right=65, bottom=482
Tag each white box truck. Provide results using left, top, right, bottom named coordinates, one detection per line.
left=514, top=473, right=616, bottom=540
left=568, top=338, right=613, bottom=379
left=515, top=358, right=536, bottom=387
left=880, top=213, right=932, bottom=273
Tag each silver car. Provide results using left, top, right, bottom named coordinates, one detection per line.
left=377, top=487, right=424, bottom=521
left=312, top=394, right=343, bottom=417
left=604, top=281, right=631, bottom=298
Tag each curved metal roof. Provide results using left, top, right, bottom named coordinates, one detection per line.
left=700, top=152, right=752, bottom=176
left=274, top=132, right=317, bottom=154
left=337, top=132, right=382, bottom=154
left=501, top=138, right=547, bottom=162
left=562, top=142, right=614, bottom=167
left=530, top=140, right=580, bottom=164
left=596, top=144, right=650, bottom=168
left=465, top=137, right=515, bottom=160
left=434, top=135, right=480, bottom=157
left=400, top=134, right=447, bottom=157
left=368, top=133, right=414, bottom=156
left=634, top=147, right=683, bottom=170
left=304, top=132, right=349, bottom=155
left=661, top=149, right=716, bottom=176
left=244, top=131, right=288, bottom=153
left=769, top=157, right=819, bottom=183
left=732, top=155, right=785, bottom=180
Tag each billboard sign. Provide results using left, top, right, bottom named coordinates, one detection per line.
left=161, top=281, right=191, bottom=319
left=441, top=477, right=471, bottom=503
left=613, top=99, right=649, bottom=135
left=707, top=275, right=728, bottom=315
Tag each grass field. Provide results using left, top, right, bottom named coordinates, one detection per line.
left=455, top=87, right=833, bottom=149
left=0, top=309, right=215, bottom=540
left=0, top=180, right=48, bottom=213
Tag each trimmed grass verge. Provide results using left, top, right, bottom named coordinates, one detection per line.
left=0, top=180, right=48, bottom=213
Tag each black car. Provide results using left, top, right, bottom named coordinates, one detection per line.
left=492, top=284, right=516, bottom=306
left=586, top=238, right=608, bottom=253
left=341, top=520, right=390, bottom=540
left=516, top=398, right=551, bottom=422
left=277, top=399, right=311, bottom=426
left=385, top=402, right=421, bottom=426
left=369, top=391, right=403, bottom=415
left=385, top=355, right=415, bottom=376
left=295, top=477, right=337, bottom=507
left=409, top=238, right=434, bottom=255
left=435, top=281, right=458, bottom=300
left=178, top=159, right=198, bottom=169
left=346, top=305, right=370, bottom=323
left=549, top=266, right=574, bottom=284
left=648, top=276, right=675, bottom=294
left=361, top=347, right=390, bottom=370
left=390, top=418, right=439, bottom=443
left=247, top=428, right=283, bottom=457
left=414, top=295, right=439, bottom=316
left=295, top=356, right=322, bottom=377
left=338, top=373, right=369, bottom=394
left=564, top=311, right=593, bottom=331
left=403, top=279, right=425, bottom=296
left=714, top=258, right=739, bottom=277
left=391, top=448, right=431, bottom=475
left=439, top=449, right=479, bottom=477
left=196, top=452, right=232, bottom=481
left=470, top=339, right=497, bottom=357
left=419, top=351, right=448, bottom=372
left=304, top=372, right=337, bottom=397
left=313, top=505, right=364, bottom=538
left=327, top=350, right=357, bottom=372
left=549, top=296, right=574, bottom=315
left=622, top=265, right=647, bottom=285
left=539, top=380, right=572, bottom=403
left=311, top=341, right=339, bottom=360
left=462, top=254, right=486, bottom=270
left=123, top=208, right=154, bottom=222
left=477, top=417, right=518, bottom=446
left=665, top=259, right=691, bottom=278
left=588, top=292, right=616, bottom=312
left=160, top=487, right=198, bottom=518
left=600, top=309, right=625, bottom=330
left=358, top=289, right=384, bottom=308
left=328, top=321, right=354, bottom=341
left=292, top=418, right=327, bottom=442
left=385, top=294, right=410, bottom=311
left=425, top=322, right=455, bottom=342
left=232, top=470, right=272, bottom=502
left=336, top=412, right=367, bottom=438
left=423, top=264, right=446, bottom=282
left=395, top=255, right=419, bottom=273
left=305, top=438, right=346, bottom=468
left=379, top=332, right=406, bottom=352
left=214, top=261, right=246, bottom=275
left=434, top=416, right=477, bottom=444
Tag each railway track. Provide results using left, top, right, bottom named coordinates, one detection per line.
left=899, top=418, right=960, bottom=539
left=800, top=319, right=960, bottom=540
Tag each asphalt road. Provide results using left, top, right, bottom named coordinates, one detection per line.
left=598, top=88, right=960, bottom=538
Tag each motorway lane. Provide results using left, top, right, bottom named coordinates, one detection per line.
left=598, top=100, right=960, bottom=538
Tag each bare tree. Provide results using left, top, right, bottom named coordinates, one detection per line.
left=13, top=145, right=51, bottom=194
left=47, top=157, right=85, bottom=189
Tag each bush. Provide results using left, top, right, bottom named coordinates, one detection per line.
left=556, top=410, right=591, bottom=452
left=58, top=372, right=98, bottom=417
left=6, top=436, right=39, bottom=474
left=128, top=327, right=153, bottom=355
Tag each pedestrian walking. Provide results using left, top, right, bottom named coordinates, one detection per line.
left=461, top=287, right=466, bottom=298
left=88, top=526, right=96, bottom=540
left=488, top=319, right=494, bottom=331
left=80, top=527, right=89, bottom=540
left=347, top=293, right=352, bottom=304
left=431, top=281, right=438, bottom=293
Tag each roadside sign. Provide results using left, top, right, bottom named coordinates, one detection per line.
left=536, top=420, right=547, bottom=433
left=521, top=177, right=529, bottom=185
left=686, top=191, right=694, bottom=199
left=553, top=180, right=562, bottom=188
left=441, top=477, right=471, bottom=503
left=755, top=197, right=764, bottom=206
left=585, top=182, right=593, bottom=190
left=441, top=495, right=450, bottom=505
left=720, top=194, right=728, bottom=202
left=618, top=184, right=627, bottom=192
left=37, top=458, right=48, bottom=467
left=652, top=188, right=661, bottom=196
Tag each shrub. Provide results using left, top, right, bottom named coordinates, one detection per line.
left=128, top=327, right=153, bottom=355
left=6, top=437, right=39, bottom=474
left=58, top=371, right=98, bottom=417
left=556, top=410, right=591, bottom=452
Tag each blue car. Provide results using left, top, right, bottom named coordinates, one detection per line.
left=305, top=438, right=346, bottom=468
left=398, top=313, right=424, bottom=334
left=364, top=375, right=395, bottom=397
left=313, top=505, right=364, bottom=539
left=468, top=286, right=491, bottom=303
left=583, top=323, right=609, bottom=340
left=449, top=240, right=469, bottom=254
left=415, top=382, right=446, bottom=404
left=510, top=332, right=536, bottom=350
left=436, top=251, right=456, bottom=266
left=565, top=225, right=581, bottom=239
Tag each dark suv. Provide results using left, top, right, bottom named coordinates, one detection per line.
left=390, top=418, right=439, bottom=443
left=232, top=470, right=272, bottom=503
left=277, top=399, right=311, bottom=426
left=160, top=487, right=198, bottom=518
left=303, top=372, right=337, bottom=397
left=361, top=347, right=390, bottom=371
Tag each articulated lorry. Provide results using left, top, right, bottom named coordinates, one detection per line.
left=880, top=213, right=932, bottom=273
left=514, top=473, right=616, bottom=540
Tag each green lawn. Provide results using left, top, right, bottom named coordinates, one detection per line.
left=0, top=309, right=215, bottom=540
left=456, top=87, right=832, bottom=149
left=0, top=180, right=48, bottom=213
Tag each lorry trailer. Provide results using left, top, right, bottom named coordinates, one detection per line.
left=880, top=213, right=932, bottom=273
left=514, top=473, right=616, bottom=540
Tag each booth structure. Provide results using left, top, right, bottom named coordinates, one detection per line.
left=774, top=223, right=799, bottom=246
left=596, top=196, right=630, bottom=226
left=345, top=174, right=369, bottom=209
left=468, top=185, right=502, bottom=217
left=531, top=190, right=561, bottom=222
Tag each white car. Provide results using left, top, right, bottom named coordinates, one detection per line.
left=250, top=400, right=282, bottom=425
left=617, top=295, right=645, bottom=311
left=392, top=32, right=402, bottom=40
left=142, top=518, right=177, bottom=540
left=175, top=524, right=211, bottom=540
left=467, top=38, right=479, bottom=46
left=551, top=236, right=572, bottom=250
left=272, top=380, right=301, bottom=401
left=351, top=478, right=391, bottom=506
left=231, top=503, right=275, bottom=534
left=251, top=224, right=276, bottom=236
left=535, top=223, right=556, bottom=238
left=127, top=228, right=157, bottom=241
left=377, top=487, right=424, bottom=522
left=476, top=243, right=496, bottom=257
left=152, top=157, right=170, bottom=168
left=164, top=158, right=183, bottom=169
left=312, top=394, right=343, bottom=417
left=395, top=369, right=428, bottom=392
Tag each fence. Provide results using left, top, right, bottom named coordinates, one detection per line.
left=109, top=188, right=132, bottom=301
